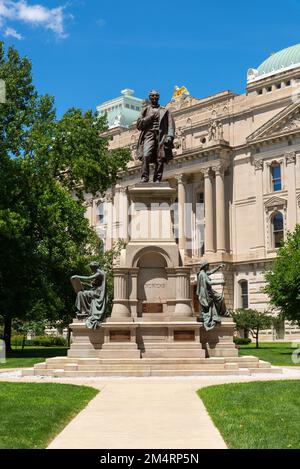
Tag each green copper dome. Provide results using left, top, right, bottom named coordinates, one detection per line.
left=257, top=44, right=300, bottom=75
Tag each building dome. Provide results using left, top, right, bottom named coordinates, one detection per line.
left=247, top=44, right=300, bottom=82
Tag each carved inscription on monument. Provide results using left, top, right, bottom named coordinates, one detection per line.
left=174, top=330, right=195, bottom=341
left=110, top=330, right=131, bottom=342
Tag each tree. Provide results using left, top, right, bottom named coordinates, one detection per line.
left=0, top=42, right=130, bottom=350
left=232, top=309, right=273, bottom=348
left=265, top=225, right=300, bottom=324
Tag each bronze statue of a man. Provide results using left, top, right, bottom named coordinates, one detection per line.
left=136, top=90, right=175, bottom=183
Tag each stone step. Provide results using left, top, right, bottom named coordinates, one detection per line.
left=248, top=366, right=282, bottom=374
left=44, top=357, right=228, bottom=366
left=258, top=360, right=271, bottom=368
left=139, top=343, right=203, bottom=349
left=32, top=368, right=250, bottom=378
left=43, top=362, right=236, bottom=371
left=225, top=356, right=259, bottom=363
left=28, top=364, right=282, bottom=378
left=142, top=350, right=205, bottom=358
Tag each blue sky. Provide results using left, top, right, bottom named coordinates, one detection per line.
left=1, top=0, right=300, bottom=117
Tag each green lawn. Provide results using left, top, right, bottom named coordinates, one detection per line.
left=239, top=342, right=300, bottom=366
left=0, top=346, right=67, bottom=368
left=198, top=380, right=300, bottom=449
left=0, top=382, right=98, bottom=449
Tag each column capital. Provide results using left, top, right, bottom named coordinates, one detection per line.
left=176, top=173, right=186, bottom=184
left=202, top=167, right=213, bottom=178
left=285, top=151, right=296, bottom=165
left=115, top=184, right=128, bottom=194
left=95, top=197, right=105, bottom=206
left=105, top=193, right=113, bottom=203
left=212, top=164, right=225, bottom=177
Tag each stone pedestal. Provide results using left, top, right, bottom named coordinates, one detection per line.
left=99, top=323, right=140, bottom=358
left=200, top=318, right=238, bottom=357
left=138, top=322, right=205, bottom=358
left=67, top=320, right=104, bottom=358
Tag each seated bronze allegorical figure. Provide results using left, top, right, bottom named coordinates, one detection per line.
left=196, top=261, right=230, bottom=331
left=71, top=262, right=107, bottom=330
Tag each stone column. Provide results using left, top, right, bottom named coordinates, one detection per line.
left=253, top=159, right=265, bottom=252
left=110, top=268, right=132, bottom=321
left=174, top=267, right=193, bottom=317
left=105, top=193, right=113, bottom=250
left=119, top=186, right=129, bottom=242
left=203, top=168, right=214, bottom=254
left=113, top=185, right=121, bottom=241
left=285, top=152, right=297, bottom=231
left=177, top=174, right=186, bottom=253
left=214, top=165, right=226, bottom=253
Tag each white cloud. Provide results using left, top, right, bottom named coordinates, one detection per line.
left=0, top=1, right=69, bottom=38
left=4, top=25, right=23, bottom=39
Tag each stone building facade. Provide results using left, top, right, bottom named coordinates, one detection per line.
left=86, top=44, right=300, bottom=338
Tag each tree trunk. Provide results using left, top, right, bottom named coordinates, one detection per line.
left=3, top=315, right=12, bottom=352
left=67, top=326, right=71, bottom=348
left=255, top=328, right=259, bottom=349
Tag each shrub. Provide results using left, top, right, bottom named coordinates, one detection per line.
left=11, top=335, right=67, bottom=347
left=233, top=337, right=252, bottom=345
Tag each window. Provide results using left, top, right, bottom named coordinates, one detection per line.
left=276, top=83, right=282, bottom=89
left=286, top=80, right=291, bottom=86
left=239, top=280, right=248, bottom=308
left=257, top=89, right=263, bottom=95
left=196, top=192, right=205, bottom=255
left=271, top=164, right=282, bottom=191
left=267, top=86, right=272, bottom=92
left=98, top=202, right=106, bottom=224
left=272, top=212, right=284, bottom=248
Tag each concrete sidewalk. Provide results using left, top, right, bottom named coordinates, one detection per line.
left=47, top=379, right=227, bottom=449
left=2, top=368, right=300, bottom=449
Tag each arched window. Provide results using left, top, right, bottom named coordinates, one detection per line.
left=272, top=212, right=284, bottom=248
left=239, top=280, right=248, bottom=308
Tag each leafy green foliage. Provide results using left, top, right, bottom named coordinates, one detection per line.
left=11, top=335, right=67, bottom=347
left=233, top=337, right=251, bottom=345
left=265, top=224, right=300, bottom=323
left=0, top=42, right=131, bottom=347
left=232, top=308, right=272, bottom=348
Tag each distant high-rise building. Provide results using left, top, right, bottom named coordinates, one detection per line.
left=97, top=88, right=143, bottom=129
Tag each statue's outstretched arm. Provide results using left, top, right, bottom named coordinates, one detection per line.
left=207, top=266, right=221, bottom=275
left=71, top=273, right=99, bottom=281
left=205, top=273, right=225, bottom=286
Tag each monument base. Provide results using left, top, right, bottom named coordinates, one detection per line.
left=23, top=318, right=282, bottom=377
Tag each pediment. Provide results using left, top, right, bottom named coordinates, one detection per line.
left=264, top=196, right=287, bottom=210
left=247, top=102, right=300, bottom=144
